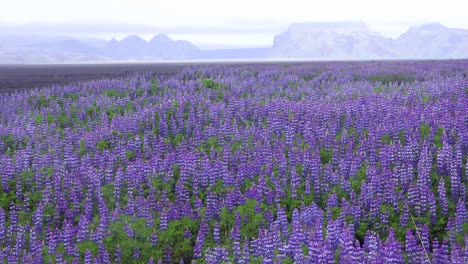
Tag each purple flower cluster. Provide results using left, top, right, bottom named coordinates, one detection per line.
left=0, top=61, right=467, bottom=263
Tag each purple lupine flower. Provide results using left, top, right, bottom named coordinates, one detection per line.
left=213, top=222, right=221, bottom=245
left=449, top=244, right=464, bottom=264
left=405, top=229, right=423, bottom=263
left=114, top=245, right=122, bottom=263
left=84, top=249, right=93, bottom=264
left=193, top=231, right=205, bottom=259
left=124, top=222, right=134, bottom=238
left=438, top=179, right=448, bottom=216
left=364, top=231, right=382, bottom=263
left=321, top=240, right=334, bottom=264
left=455, top=199, right=467, bottom=233
left=432, top=239, right=449, bottom=264
left=150, top=231, right=158, bottom=247
left=382, top=229, right=404, bottom=264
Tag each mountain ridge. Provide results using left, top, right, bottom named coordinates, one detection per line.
left=1, top=22, right=468, bottom=63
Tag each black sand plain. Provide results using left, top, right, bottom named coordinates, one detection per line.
left=0, top=61, right=324, bottom=93
left=0, top=63, right=193, bottom=93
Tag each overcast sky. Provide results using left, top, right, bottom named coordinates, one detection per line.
left=1, top=0, right=468, bottom=48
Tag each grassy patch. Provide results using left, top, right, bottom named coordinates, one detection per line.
left=419, top=123, right=431, bottom=140
left=320, top=148, right=332, bottom=164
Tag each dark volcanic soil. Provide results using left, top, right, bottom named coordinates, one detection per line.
left=0, top=63, right=195, bottom=93
left=0, top=61, right=330, bottom=93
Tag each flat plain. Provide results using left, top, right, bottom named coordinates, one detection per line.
left=0, top=61, right=323, bottom=92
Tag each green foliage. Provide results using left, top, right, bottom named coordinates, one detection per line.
left=0, top=170, right=40, bottom=213
left=355, top=221, right=370, bottom=245
left=0, top=189, right=16, bottom=211
left=64, top=92, right=80, bottom=101
left=212, top=179, right=225, bottom=195
left=364, top=74, right=415, bottom=85
left=202, top=78, right=228, bottom=91
left=105, top=216, right=159, bottom=263
left=237, top=200, right=265, bottom=239
left=419, top=123, right=431, bottom=140
left=289, top=81, right=299, bottom=89
left=215, top=89, right=225, bottom=101
left=434, top=127, right=444, bottom=148
left=105, top=107, right=120, bottom=122
left=149, top=80, right=160, bottom=96
left=382, top=133, right=392, bottom=144
left=334, top=248, right=341, bottom=263
left=422, top=95, right=431, bottom=103
left=1, top=134, right=19, bottom=155
left=218, top=207, right=235, bottom=242
left=151, top=177, right=174, bottom=202
left=169, top=133, right=186, bottom=148
left=361, top=128, right=369, bottom=138
left=350, top=165, right=367, bottom=195
left=34, top=113, right=44, bottom=124
left=281, top=195, right=305, bottom=221
left=86, top=106, right=100, bottom=119
left=126, top=150, right=136, bottom=161
left=373, top=86, right=383, bottom=94
left=102, top=89, right=128, bottom=99
left=216, top=200, right=267, bottom=244
left=202, top=78, right=217, bottom=89
left=302, top=75, right=315, bottom=81
left=101, top=183, right=115, bottom=210
left=105, top=102, right=135, bottom=122
left=125, top=102, right=134, bottom=112
left=320, top=148, right=332, bottom=164
left=97, top=139, right=111, bottom=153
left=136, top=87, right=145, bottom=97
left=105, top=215, right=199, bottom=263
left=230, top=140, right=243, bottom=152
left=331, top=206, right=341, bottom=220
left=36, top=95, right=52, bottom=108
left=79, top=140, right=87, bottom=157
left=57, top=114, right=70, bottom=129
left=160, top=217, right=198, bottom=262
left=70, top=105, right=78, bottom=119
left=398, top=129, right=406, bottom=145
left=197, top=136, right=223, bottom=155
left=431, top=215, right=449, bottom=243
left=77, top=241, right=99, bottom=256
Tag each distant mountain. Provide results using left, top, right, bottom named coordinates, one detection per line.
left=0, top=34, right=201, bottom=63
left=2, top=22, right=468, bottom=63
left=395, top=23, right=468, bottom=59
left=105, top=35, right=149, bottom=59
left=104, top=34, right=200, bottom=60
left=271, top=21, right=396, bottom=59
left=57, top=39, right=100, bottom=55
left=271, top=22, right=468, bottom=59
left=148, top=34, right=200, bottom=59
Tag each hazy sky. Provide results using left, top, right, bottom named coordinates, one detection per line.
left=1, top=0, right=468, bottom=48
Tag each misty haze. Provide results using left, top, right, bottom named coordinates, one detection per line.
left=2, top=21, right=468, bottom=63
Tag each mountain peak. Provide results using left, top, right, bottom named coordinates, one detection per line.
left=152, top=34, right=171, bottom=39
left=272, top=21, right=396, bottom=59
left=150, top=34, right=173, bottom=44
left=121, top=35, right=146, bottom=44
left=412, top=23, right=448, bottom=31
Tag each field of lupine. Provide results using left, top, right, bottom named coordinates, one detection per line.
left=0, top=61, right=467, bottom=263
